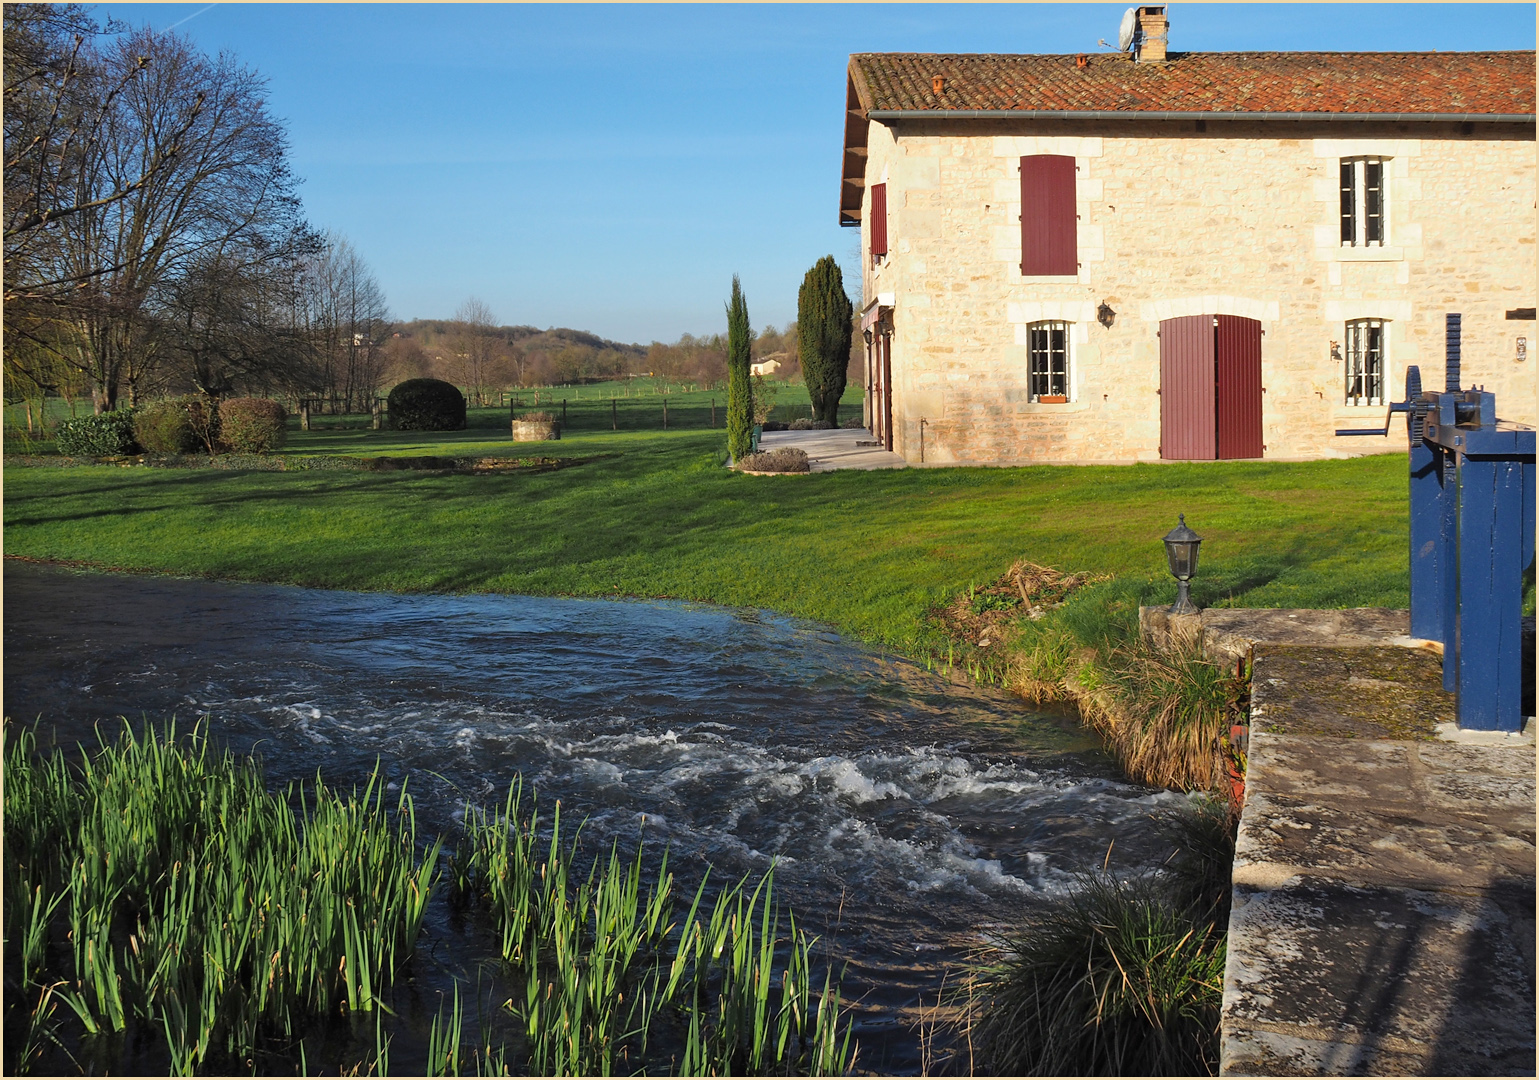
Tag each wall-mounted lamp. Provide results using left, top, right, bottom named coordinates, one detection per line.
left=1097, top=302, right=1116, bottom=329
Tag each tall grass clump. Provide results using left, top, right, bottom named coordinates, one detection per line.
left=965, top=571, right=1248, bottom=795
left=961, top=798, right=1236, bottom=1077
left=451, top=781, right=854, bottom=1076
left=2, top=720, right=439, bottom=1075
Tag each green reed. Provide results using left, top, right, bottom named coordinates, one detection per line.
left=452, top=781, right=854, bottom=1076
left=2, top=720, right=439, bottom=1075
left=4, top=722, right=852, bottom=1076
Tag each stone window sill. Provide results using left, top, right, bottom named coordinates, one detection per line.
left=1332, top=246, right=1404, bottom=263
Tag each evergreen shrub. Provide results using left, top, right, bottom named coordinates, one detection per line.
left=54, top=410, right=139, bottom=456
left=388, top=378, right=466, bottom=431
left=725, top=275, right=754, bottom=461
left=796, top=256, right=853, bottom=426
left=219, top=398, right=287, bottom=452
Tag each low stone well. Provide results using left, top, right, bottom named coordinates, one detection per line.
left=511, top=420, right=560, bottom=441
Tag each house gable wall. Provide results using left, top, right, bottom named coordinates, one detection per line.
left=860, top=118, right=1536, bottom=464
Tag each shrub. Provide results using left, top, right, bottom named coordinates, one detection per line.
left=725, top=275, right=754, bottom=461
left=750, top=373, right=778, bottom=425
left=134, top=400, right=202, bottom=454
left=388, top=378, right=466, bottom=431
left=219, top=398, right=287, bottom=452
left=966, top=874, right=1225, bottom=1077
left=54, top=410, right=139, bottom=456
left=788, top=417, right=834, bottom=431
left=841, top=417, right=864, bottom=429
left=797, top=255, right=853, bottom=425
left=760, top=420, right=788, bottom=432
left=737, top=447, right=810, bottom=473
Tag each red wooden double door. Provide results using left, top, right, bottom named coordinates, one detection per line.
left=1159, top=314, right=1264, bottom=460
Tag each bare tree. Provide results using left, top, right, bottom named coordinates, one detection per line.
left=7, top=22, right=304, bottom=411
left=290, top=234, right=391, bottom=413
left=450, top=297, right=498, bottom=405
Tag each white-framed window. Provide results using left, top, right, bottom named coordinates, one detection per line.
left=1340, top=157, right=1387, bottom=247
left=1343, top=318, right=1386, bottom=406
left=1027, top=321, right=1070, bottom=401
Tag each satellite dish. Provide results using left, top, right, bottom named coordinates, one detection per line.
left=1117, top=7, right=1137, bottom=51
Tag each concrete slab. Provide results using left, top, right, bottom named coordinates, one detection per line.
left=1221, top=644, right=1537, bottom=1076
left=1139, top=606, right=1442, bottom=667
left=756, top=427, right=908, bottom=472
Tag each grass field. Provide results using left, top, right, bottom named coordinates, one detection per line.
left=3, top=386, right=1411, bottom=652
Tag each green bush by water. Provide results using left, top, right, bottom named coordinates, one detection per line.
left=961, top=798, right=1235, bottom=1077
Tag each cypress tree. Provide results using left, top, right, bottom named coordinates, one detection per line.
left=797, top=256, right=854, bottom=426
left=725, top=275, right=754, bottom=462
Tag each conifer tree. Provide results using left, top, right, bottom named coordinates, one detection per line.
left=725, top=275, right=754, bottom=461
left=797, top=256, right=854, bottom=425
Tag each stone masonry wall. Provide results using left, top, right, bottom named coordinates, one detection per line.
left=859, top=119, right=1536, bottom=464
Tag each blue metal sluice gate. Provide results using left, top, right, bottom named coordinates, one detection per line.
left=1338, top=314, right=1536, bottom=731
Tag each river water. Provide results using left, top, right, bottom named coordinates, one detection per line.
left=3, top=563, right=1188, bottom=1072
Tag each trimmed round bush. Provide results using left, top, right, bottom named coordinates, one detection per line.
left=387, top=378, right=466, bottom=431
left=54, top=410, right=139, bottom=456
left=219, top=398, right=287, bottom=453
left=134, top=400, right=201, bottom=453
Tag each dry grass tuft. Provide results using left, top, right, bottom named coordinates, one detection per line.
left=930, top=562, right=1108, bottom=656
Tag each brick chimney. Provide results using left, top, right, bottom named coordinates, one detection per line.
left=1135, top=5, right=1168, bottom=62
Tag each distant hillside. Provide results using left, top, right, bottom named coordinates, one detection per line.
left=396, top=319, right=648, bottom=360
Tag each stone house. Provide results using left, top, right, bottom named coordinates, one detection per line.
left=840, top=7, right=1536, bottom=464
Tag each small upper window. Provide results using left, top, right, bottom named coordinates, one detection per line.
left=1340, top=157, right=1386, bottom=247
left=1028, top=321, right=1070, bottom=402
left=1343, top=319, right=1385, bottom=406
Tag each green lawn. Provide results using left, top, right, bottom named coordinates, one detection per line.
left=3, top=404, right=1411, bottom=650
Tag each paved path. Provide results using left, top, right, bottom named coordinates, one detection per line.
left=1155, top=609, right=1538, bottom=1076
left=757, top=427, right=908, bottom=472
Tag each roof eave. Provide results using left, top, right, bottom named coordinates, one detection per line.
left=865, top=109, right=1537, bottom=123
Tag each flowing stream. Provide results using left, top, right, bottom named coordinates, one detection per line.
left=3, top=562, right=1189, bottom=1072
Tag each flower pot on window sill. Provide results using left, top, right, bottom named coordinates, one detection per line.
left=1037, top=395, right=1069, bottom=404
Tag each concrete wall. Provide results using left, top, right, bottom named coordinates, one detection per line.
left=859, top=119, right=1536, bottom=464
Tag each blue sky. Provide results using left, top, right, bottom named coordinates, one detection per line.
left=101, top=4, right=1535, bottom=343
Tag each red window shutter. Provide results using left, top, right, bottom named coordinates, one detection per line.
left=870, top=183, right=888, bottom=258
left=1019, top=155, right=1076, bottom=276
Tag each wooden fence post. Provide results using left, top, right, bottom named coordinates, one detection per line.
left=662, top=398, right=668, bottom=429
left=300, top=401, right=310, bottom=431
left=611, top=399, right=617, bottom=430
left=711, top=398, right=716, bottom=427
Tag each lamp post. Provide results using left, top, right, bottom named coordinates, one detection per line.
left=1163, top=514, right=1203, bottom=616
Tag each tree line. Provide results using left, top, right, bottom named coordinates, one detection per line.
left=376, top=314, right=851, bottom=406
left=3, top=5, right=392, bottom=418
left=3, top=5, right=864, bottom=427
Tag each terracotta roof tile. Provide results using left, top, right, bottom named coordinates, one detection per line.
left=849, top=51, right=1536, bottom=116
